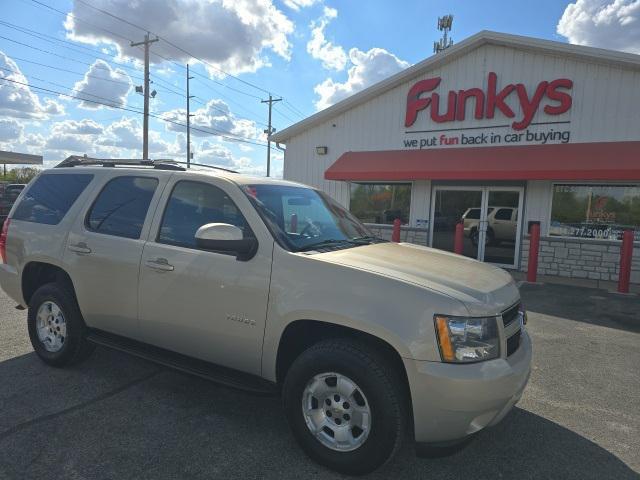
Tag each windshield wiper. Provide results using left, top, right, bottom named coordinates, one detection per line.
left=350, top=235, right=384, bottom=244
left=297, top=239, right=357, bottom=252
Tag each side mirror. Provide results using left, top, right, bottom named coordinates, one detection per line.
left=195, top=223, right=258, bottom=261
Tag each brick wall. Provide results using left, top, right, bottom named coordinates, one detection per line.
left=364, top=224, right=429, bottom=245
left=365, top=223, right=640, bottom=287
left=520, top=236, right=640, bottom=285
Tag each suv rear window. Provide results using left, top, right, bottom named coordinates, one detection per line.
left=12, top=173, right=93, bottom=225
left=87, top=176, right=158, bottom=239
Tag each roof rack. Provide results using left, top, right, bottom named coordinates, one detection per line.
left=55, top=155, right=238, bottom=174
left=55, top=155, right=157, bottom=168
left=158, top=160, right=238, bottom=174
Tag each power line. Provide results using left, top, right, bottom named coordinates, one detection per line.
left=0, top=64, right=140, bottom=109
left=273, top=102, right=298, bottom=124
left=0, top=34, right=143, bottom=82
left=0, top=16, right=269, bottom=127
left=282, top=100, right=307, bottom=120
left=5, top=55, right=132, bottom=87
left=19, top=0, right=306, bottom=128
left=0, top=76, right=275, bottom=149
left=27, top=0, right=134, bottom=44
left=74, top=0, right=276, bottom=97
left=0, top=31, right=184, bottom=101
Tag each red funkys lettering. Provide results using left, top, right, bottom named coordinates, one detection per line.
left=456, top=88, right=484, bottom=121
left=405, top=72, right=573, bottom=130
left=430, top=91, right=457, bottom=122
left=486, top=71, right=516, bottom=119
left=404, top=77, right=441, bottom=127
left=513, top=81, right=548, bottom=130
left=544, top=78, right=573, bottom=115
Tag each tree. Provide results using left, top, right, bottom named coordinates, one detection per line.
left=2, top=167, right=41, bottom=184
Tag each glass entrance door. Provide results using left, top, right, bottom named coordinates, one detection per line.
left=430, top=186, right=524, bottom=268
left=431, top=187, right=483, bottom=260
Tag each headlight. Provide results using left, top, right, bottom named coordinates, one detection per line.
left=434, top=315, right=500, bottom=363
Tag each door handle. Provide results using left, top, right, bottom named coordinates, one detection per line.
left=145, top=257, right=174, bottom=272
left=68, top=242, right=91, bottom=254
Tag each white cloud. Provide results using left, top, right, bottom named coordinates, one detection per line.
left=314, top=47, right=410, bottom=110
left=558, top=0, right=640, bottom=53
left=96, top=117, right=141, bottom=149
left=161, top=99, right=259, bottom=140
left=65, top=0, right=295, bottom=76
left=307, top=6, right=347, bottom=70
left=0, top=51, right=65, bottom=119
left=71, top=59, right=132, bottom=109
left=45, top=119, right=105, bottom=151
left=52, top=119, right=104, bottom=136
left=194, top=140, right=263, bottom=174
left=0, top=119, right=24, bottom=142
left=283, top=0, right=320, bottom=11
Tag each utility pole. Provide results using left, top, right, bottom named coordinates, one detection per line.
left=186, top=64, right=194, bottom=168
left=131, top=32, right=158, bottom=160
left=261, top=94, right=281, bottom=177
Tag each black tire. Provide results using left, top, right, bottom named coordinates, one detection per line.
left=283, top=339, right=407, bottom=475
left=470, top=228, right=494, bottom=247
left=470, top=228, right=479, bottom=247
left=27, top=282, right=95, bottom=367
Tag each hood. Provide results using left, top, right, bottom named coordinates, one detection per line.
left=314, top=242, right=520, bottom=316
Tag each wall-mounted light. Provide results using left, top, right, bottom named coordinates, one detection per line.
left=316, top=146, right=328, bottom=155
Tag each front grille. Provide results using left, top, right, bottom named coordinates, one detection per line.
left=506, top=330, right=521, bottom=356
left=502, top=303, right=520, bottom=327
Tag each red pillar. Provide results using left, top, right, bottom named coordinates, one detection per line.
left=618, top=229, right=634, bottom=294
left=527, top=223, right=540, bottom=283
left=454, top=222, right=464, bottom=255
left=392, top=218, right=401, bottom=242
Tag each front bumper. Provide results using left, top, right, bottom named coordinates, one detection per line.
left=404, top=330, right=532, bottom=444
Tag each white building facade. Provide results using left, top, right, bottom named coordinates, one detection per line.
left=272, top=32, right=640, bottom=288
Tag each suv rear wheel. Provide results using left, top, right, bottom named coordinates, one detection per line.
left=27, top=282, right=95, bottom=367
left=282, top=339, right=406, bottom=475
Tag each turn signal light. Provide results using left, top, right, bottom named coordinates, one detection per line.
left=435, top=316, right=455, bottom=362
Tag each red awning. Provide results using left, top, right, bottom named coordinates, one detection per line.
left=324, top=141, right=640, bottom=181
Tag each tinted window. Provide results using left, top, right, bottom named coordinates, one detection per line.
left=349, top=183, right=411, bottom=225
left=494, top=208, right=513, bottom=220
left=87, top=176, right=158, bottom=239
left=465, top=208, right=481, bottom=219
left=550, top=184, right=640, bottom=241
left=158, top=181, right=250, bottom=249
left=13, top=174, right=93, bottom=225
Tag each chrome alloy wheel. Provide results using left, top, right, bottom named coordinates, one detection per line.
left=36, top=301, right=67, bottom=352
left=302, top=372, right=371, bottom=452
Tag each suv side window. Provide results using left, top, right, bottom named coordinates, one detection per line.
left=12, top=173, right=93, bottom=225
left=494, top=208, right=513, bottom=220
left=158, top=180, right=251, bottom=249
left=86, top=176, right=158, bottom=239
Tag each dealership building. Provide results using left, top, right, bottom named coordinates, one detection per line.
left=272, top=31, right=640, bottom=288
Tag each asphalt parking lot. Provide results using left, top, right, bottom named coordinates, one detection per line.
left=0, top=283, right=639, bottom=480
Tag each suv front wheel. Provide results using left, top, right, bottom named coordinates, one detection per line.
left=282, top=339, right=407, bottom=475
left=27, top=282, right=95, bottom=367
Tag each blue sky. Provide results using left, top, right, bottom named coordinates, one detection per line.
left=0, top=0, right=638, bottom=175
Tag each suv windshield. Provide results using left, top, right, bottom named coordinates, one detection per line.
left=245, top=184, right=381, bottom=252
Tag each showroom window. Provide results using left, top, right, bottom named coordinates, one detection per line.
left=550, top=184, right=640, bottom=241
left=349, top=183, right=411, bottom=225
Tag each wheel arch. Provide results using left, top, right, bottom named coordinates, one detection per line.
left=274, top=319, right=412, bottom=410
left=22, top=261, right=77, bottom=306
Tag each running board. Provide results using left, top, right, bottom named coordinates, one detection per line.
left=86, top=329, right=278, bottom=396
